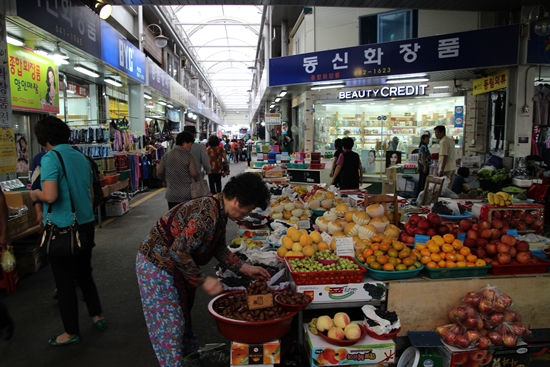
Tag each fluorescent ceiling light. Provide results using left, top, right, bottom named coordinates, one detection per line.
left=34, top=47, right=50, bottom=57
left=433, top=85, right=452, bottom=89
left=386, top=78, right=429, bottom=84
left=270, top=104, right=275, bottom=108
left=386, top=73, right=427, bottom=80
left=7, top=34, right=25, bottom=47
left=279, top=90, right=287, bottom=97
left=311, top=82, right=346, bottom=90
left=66, top=89, right=75, bottom=94
left=158, top=100, right=167, bottom=106
left=74, top=65, right=99, bottom=78
left=54, top=58, right=70, bottom=66
left=104, top=77, right=122, bottom=87
left=274, top=97, right=281, bottom=103
left=167, top=104, right=174, bottom=108
left=144, top=93, right=152, bottom=100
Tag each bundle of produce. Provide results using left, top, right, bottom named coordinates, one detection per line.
left=435, top=286, right=530, bottom=349
left=362, top=305, right=401, bottom=337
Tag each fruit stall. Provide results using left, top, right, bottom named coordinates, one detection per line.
left=214, top=183, right=550, bottom=367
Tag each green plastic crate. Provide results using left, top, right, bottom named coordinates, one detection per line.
left=422, top=265, right=491, bottom=279
left=117, top=169, right=131, bottom=181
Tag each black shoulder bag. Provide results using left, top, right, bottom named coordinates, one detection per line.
left=40, top=150, right=88, bottom=256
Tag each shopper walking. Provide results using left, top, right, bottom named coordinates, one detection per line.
left=183, top=125, right=210, bottom=178
left=416, top=133, right=432, bottom=198
left=136, top=173, right=271, bottom=366
left=231, top=139, right=239, bottom=163
left=206, top=135, right=229, bottom=194
left=29, top=116, right=104, bottom=346
left=329, top=138, right=343, bottom=187
left=330, top=137, right=363, bottom=189
left=0, top=189, right=14, bottom=341
left=157, top=131, right=200, bottom=209
left=434, top=125, right=457, bottom=189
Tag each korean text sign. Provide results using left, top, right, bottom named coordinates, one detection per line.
left=101, top=22, right=145, bottom=83
left=8, top=44, right=59, bottom=113
left=269, top=25, right=519, bottom=86
left=147, top=58, right=171, bottom=97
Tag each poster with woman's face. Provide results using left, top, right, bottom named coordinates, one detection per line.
left=16, top=133, right=29, bottom=173
left=386, top=151, right=401, bottom=168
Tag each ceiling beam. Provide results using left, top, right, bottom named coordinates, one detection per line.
left=175, top=23, right=261, bottom=26
left=189, top=45, right=257, bottom=48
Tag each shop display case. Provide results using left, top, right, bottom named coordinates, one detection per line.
left=313, top=96, right=464, bottom=176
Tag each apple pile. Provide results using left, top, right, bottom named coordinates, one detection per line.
left=460, top=219, right=542, bottom=266
left=487, top=209, right=544, bottom=233
left=436, top=286, right=530, bottom=350
left=314, top=312, right=363, bottom=341
left=401, top=213, right=459, bottom=246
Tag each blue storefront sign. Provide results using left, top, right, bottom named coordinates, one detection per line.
left=101, top=23, right=145, bottom=83
left=147, top=58, right=171, bottom=97
left=527, top=23, right=550, bottom=64
left=16, top=0, right=102, bottom=59
left=269, top=25, right=520, bottom=87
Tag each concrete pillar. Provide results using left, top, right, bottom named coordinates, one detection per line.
left=0, top=12, right=16, bottom=180
left=281, top=20, right=288, bottom=57
left=508, top=65, right=535, bottom=166
left=129, top=84, right=145, bottom=135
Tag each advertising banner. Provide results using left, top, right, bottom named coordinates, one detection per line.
left=0, top=128, right=17, bottom=174
left=16, top=0, right=102, bottom=59
left=472, top=71, right=509, bottom=95
left=0, top=16, right=13, bottom=129
left=269, top=25, right=520, bottom=87
left=454, top=106, right=464, bottom=128
left=101, top=22, right=145, bottom=83
left=8, top=44, right=59, bottom=113
left=147, top=58, right=171, bottom=97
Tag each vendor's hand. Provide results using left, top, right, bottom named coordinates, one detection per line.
left=0, top=233, right=12, bottom=252
left=329, top=171, right=334, bottom=177
left=438, top=171, right=444, bottom=177
left=202, top=276, right=223, bottom=296
left=240, top=263, right=271, bottom=280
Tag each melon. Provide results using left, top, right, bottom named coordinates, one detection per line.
left=344, top=208, right=358, bottom=222
left=271, top=203, right=284, bottom=213
left=308, top=199, right=321, bottom=209
left=369, top=217, right=389, bottom=233
left=323, top=210, right=338, bottom=222
left=328, top=220, right=343, bottom=235
left=320, top=199, right=333, bottom=209
left=344, top=223, right=360, bottom=236
left=294, top=201, right=304, bottom=209
left=284, top=203, right=296, bottom=212
left=291, top=209, right=304, bottom=217
left=352, top=211, right=371, bottom=225
left=335, top=203, right=350, bottom=217
left=271, top=212, right=283, bottom=220
left=358, top=224, right=377, bottom=240
left=324, top=191, right=335, bottom=200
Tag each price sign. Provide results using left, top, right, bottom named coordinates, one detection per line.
left=298, top=220, right=311, bottom=229
left=321, top=232, right=332, bottom=244
left=247, top=294, right=274, bottom=310
left=335, top=237, right=354, bottom=257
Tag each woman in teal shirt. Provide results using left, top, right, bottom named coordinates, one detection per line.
left=30, top=116, right=105, bottom=346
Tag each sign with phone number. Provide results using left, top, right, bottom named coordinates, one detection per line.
left=269, top=25, right=519, bottom=86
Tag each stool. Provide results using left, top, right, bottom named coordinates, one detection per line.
left=402, top=175, right=417, bottom=198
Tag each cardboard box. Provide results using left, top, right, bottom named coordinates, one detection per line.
left=239, top=226, right=270, bottom=239
left=382, top=180, right=396, bottom=194
left=304, top=324, right=395, bottom=366
left=385, top=167, right=397, bottom=181
left=7, top=213, right=29, bottom=237
left=231, top=340, right=280, bottom=365
left=293, top=280, right=386, bottom=303
left=438, top=342, right=530, bottom=367
left=105, top=198, right=129, bottom=217
left=13, top=244, right=47, bottom=277
left=5, top=191, right=37, bottom=226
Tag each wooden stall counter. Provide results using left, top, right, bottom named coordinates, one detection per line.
left=386, top=273, right=550, bottom=336
left=101, top=178, right=129, bottom=197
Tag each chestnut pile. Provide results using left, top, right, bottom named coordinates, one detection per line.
left=276, top=289, right=311, bottom=305
left=436, top=286, right=530, bottom=349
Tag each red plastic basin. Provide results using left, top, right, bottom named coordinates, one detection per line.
left=208, top=291, right=297, bottom=343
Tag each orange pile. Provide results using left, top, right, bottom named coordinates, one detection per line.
left=354, top=235, right=422, bottom=272
left=416, top=234, right=487, bottom=269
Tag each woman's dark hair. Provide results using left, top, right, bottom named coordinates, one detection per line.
left=419, top=134, right=430, bottom=146
left=18, top=136, right=27, bottom=148
left=457, top=167, right=470, bottom=178
left=334, top=138, right=343, bottom=151
left=342, top=137, right=354, bottom=150
left=223, top=172, right=270, bottom=210
left=176, top=131, right=195, bottom=145
left=208, top=135, right=220, bottom=147
left=46, top=66, right=56, bottom=88
left=34, top=116, right=70, bottom=146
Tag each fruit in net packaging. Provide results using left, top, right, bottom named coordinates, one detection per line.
left=0, top=246, right=16, bottom=273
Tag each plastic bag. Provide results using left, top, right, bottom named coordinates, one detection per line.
left=182, top=343, right=230, bottom=367
left=463, top=285, right=513, bottom=314
left=1, top=246, right=16, bottom=273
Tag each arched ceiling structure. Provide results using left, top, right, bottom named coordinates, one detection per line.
left=174, top=5, right=262, bottom=111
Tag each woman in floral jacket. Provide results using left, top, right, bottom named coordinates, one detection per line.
left=136, top=173, right=271, bottom=366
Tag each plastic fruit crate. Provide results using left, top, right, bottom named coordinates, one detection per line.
left=286, top=163, right=308, bottom=169
left=422, top=265, right=491, bottom=279
left=308, top=163, right=326, bottom=169
left=284, top=256, right=366, bottom=285
left=104, top=174, right=119, bottom=185
left=355, top=259, right=424, bottom=280
left=488, top=259, right=550, bottom=275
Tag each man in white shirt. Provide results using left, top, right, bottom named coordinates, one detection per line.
left=183, top=125, right=210, bottom=177
left=434, top=125, right=456, bottom=189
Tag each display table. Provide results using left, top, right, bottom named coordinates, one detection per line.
left=386, top=273, right=550, bottom=336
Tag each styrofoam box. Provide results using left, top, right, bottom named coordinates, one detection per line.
left=293, top=280, right=386, bottom=303
left=304, top=324, right=395, bottom=366
left=105, top=198, right=129, bottom=217
left=512, top=177, right=542, bottom=188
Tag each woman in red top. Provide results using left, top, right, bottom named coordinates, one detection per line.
left=206, top=135, right=229, bottom=194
